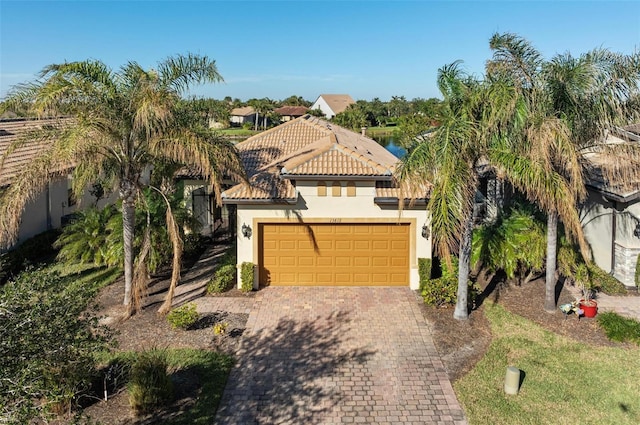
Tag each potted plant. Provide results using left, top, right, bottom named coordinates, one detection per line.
left=574, top=263, right=598, bottom=318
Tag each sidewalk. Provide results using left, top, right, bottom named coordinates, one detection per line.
left=565, top=285, right=640, bottom=320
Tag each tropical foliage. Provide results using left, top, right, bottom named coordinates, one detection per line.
left=487, top=33, right=640, bottom=311
left=0, top=267, right=114, bottom=423
left=472, top=203, right=546, bottom=286
left=0, top=54, right=245, bottom=314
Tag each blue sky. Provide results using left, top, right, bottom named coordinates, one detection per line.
left=1, top=1, right=639, bottom=102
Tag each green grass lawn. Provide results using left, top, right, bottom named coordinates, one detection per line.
left=217, top=128, right=259, bottom=137
left=455, top=303, right=640, bottom=425
left=364, top=126, right=398, bottom=137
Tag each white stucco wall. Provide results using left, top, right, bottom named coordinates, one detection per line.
left=232, top=180, right=431, bottom=290
left=310, top=97, right=335, bottom=119
left=10, top=176, right=112, bottom=249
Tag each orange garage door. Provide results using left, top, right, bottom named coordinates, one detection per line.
left=259, top=223, right=410, bottom=286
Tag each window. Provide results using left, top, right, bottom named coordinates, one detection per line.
left=317, top=181, right=327, bottom=197
left=332, top=181, right=341, bottom=197
left=346, top=181, right=356, bottom=197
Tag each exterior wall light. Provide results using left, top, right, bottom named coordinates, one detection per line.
left=634, top=222, right=640, bottom=239
left=242, top=223, right=252, bottom=239
left=421, top=224, right=430, bottom=239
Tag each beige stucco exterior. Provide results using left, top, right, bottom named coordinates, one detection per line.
left=233, top=180, right=430, bottom=290
left=581, top=190, right=640, bottom=287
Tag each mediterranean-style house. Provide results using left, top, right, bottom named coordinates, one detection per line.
left=0, top=118, right=108, bottom=250
left=229, top=106, right=257, bottom=126
left=274, top=105, right=309, bottom=122
left=219, top=115, right=431, bottom=289
left=581, top=124, right=640, bottom=287
left=310, top=94, right=355, bottom=120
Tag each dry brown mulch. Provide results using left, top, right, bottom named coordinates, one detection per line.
left=422, top=276, right=635, bottom=383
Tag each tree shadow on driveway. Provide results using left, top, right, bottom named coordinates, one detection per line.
left=214, top=310, right=376, bottom=424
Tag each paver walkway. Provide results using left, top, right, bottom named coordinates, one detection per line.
left=565, top=285, right=640, bottom=320
left=208, top=287, right=467, bottom=425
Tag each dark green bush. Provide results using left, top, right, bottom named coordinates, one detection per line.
left=166, top=302, right=199, bottom=330
left=589, top=264, right=627, bottom=295
left=0, top=267, right=110, bottom=422
left=421, top=257, right=477, bottom=307
left=635, top=254, right=640, bottom=289
left=0, top=229, right=61, bottom=283
left=208, top=264, right=236, bottom=293
left=421, top=276, right=458, bottom=306
left=240, top=262, right=254, bottom=292
left=597, top=312, right=640, bottom=345
left=127, top=348, right=173, bottom=415
left=418, top=258, right=432, bottom=291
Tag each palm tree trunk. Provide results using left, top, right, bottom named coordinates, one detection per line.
left=122, top=195, right=136, bottom=306
left=454, top=213, right=474, bottom=320
left=544, top=212, right=558, bottom=313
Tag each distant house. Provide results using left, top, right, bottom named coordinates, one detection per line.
left=230, top=106, right=257, bottom=126
left=581, top=124, right=640, bottom=287
left=0, top=118, right=109, bottom=250
left=220, top=114, right=431, bottom=290
left=310, top=94, right=355, bottom=119
left=273, top=105, right=309, bottom=122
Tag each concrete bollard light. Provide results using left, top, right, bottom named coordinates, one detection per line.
left=504, top=366, right=521, bottom=395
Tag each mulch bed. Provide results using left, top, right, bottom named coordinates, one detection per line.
left=422, top=276, right=636, bottom=382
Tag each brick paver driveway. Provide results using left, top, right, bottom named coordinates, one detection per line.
left=212, top=287, right=467, bottom=425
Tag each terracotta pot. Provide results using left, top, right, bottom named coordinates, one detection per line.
left=579, top=300, right=598, bottom=318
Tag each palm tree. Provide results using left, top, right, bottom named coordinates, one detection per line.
left=398, top=58, right=585, bottom=320
left=0, top=54, right=245, bottom=314
left=396, top=63, right=493, bottom=320
left=487, top=33, right=640, bottom=312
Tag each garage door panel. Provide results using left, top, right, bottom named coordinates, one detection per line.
left=335, top=240, right=352, bottom=250
left=372, top=240, right=389, bottom=250
left=260, top=223, right=409, bottom=286
left=317, top=257, right=333, bottom=266
left=354, top=257, right=370, bottom=266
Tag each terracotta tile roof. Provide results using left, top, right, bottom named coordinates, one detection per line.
left=0, top=118, right=73, bottom=187
left=317, top=94, right=355, bottom=115
left=375, top=180, right=431, bottom=202
left=230, top=106, right=256, bottom=117
left=222, top=115, right=405, bottom=202
left=274, top=106, right=308, bottom=116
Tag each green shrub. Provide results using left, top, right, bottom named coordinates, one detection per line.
left=597, top=312, right=640, bottom=345
left=128, top=348, right=173, bottom=415
left=589, top=264, right=627, bottom=295
left=240, top=262, right=254, bottom=292
left=422, top=276, right=458, bottom=306
left=635, top=254, right=640, bottom=289
left=166, top=303, right=199, bottom=330
left=588, top=263, right=627, bottom=295
left=418, top=258, right=432, bottom=291
left=421, top=257, right=477, bottom=307
left=0, top=267, right=110, bottom=423
left=0, top=229, right=61, bottom=283
left=208, top=264, right=237, bottom=293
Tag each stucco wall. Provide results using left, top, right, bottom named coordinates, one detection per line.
left=233, top=180, right=430, bottom=290
left=310, top=98, right=334, bottom=119
left=11, top=176, right=112, bottom=249
left=581, top=192, right=614, bottom=272
left=581, top=190, right=640, bottom=287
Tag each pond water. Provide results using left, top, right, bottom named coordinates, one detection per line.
left=373, top=135, right=407, bottom=159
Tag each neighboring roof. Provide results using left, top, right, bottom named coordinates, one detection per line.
left=230, top=106, right=256, bottom=117
left=0, top=117, right=73, bottom=187
left=584, top=127, right=640, bottom=203
left=222, top=114, right=428, bottom=203
left=274, top=105, right=309, bottom=117
left=316, top=94, right=355, bottom=115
